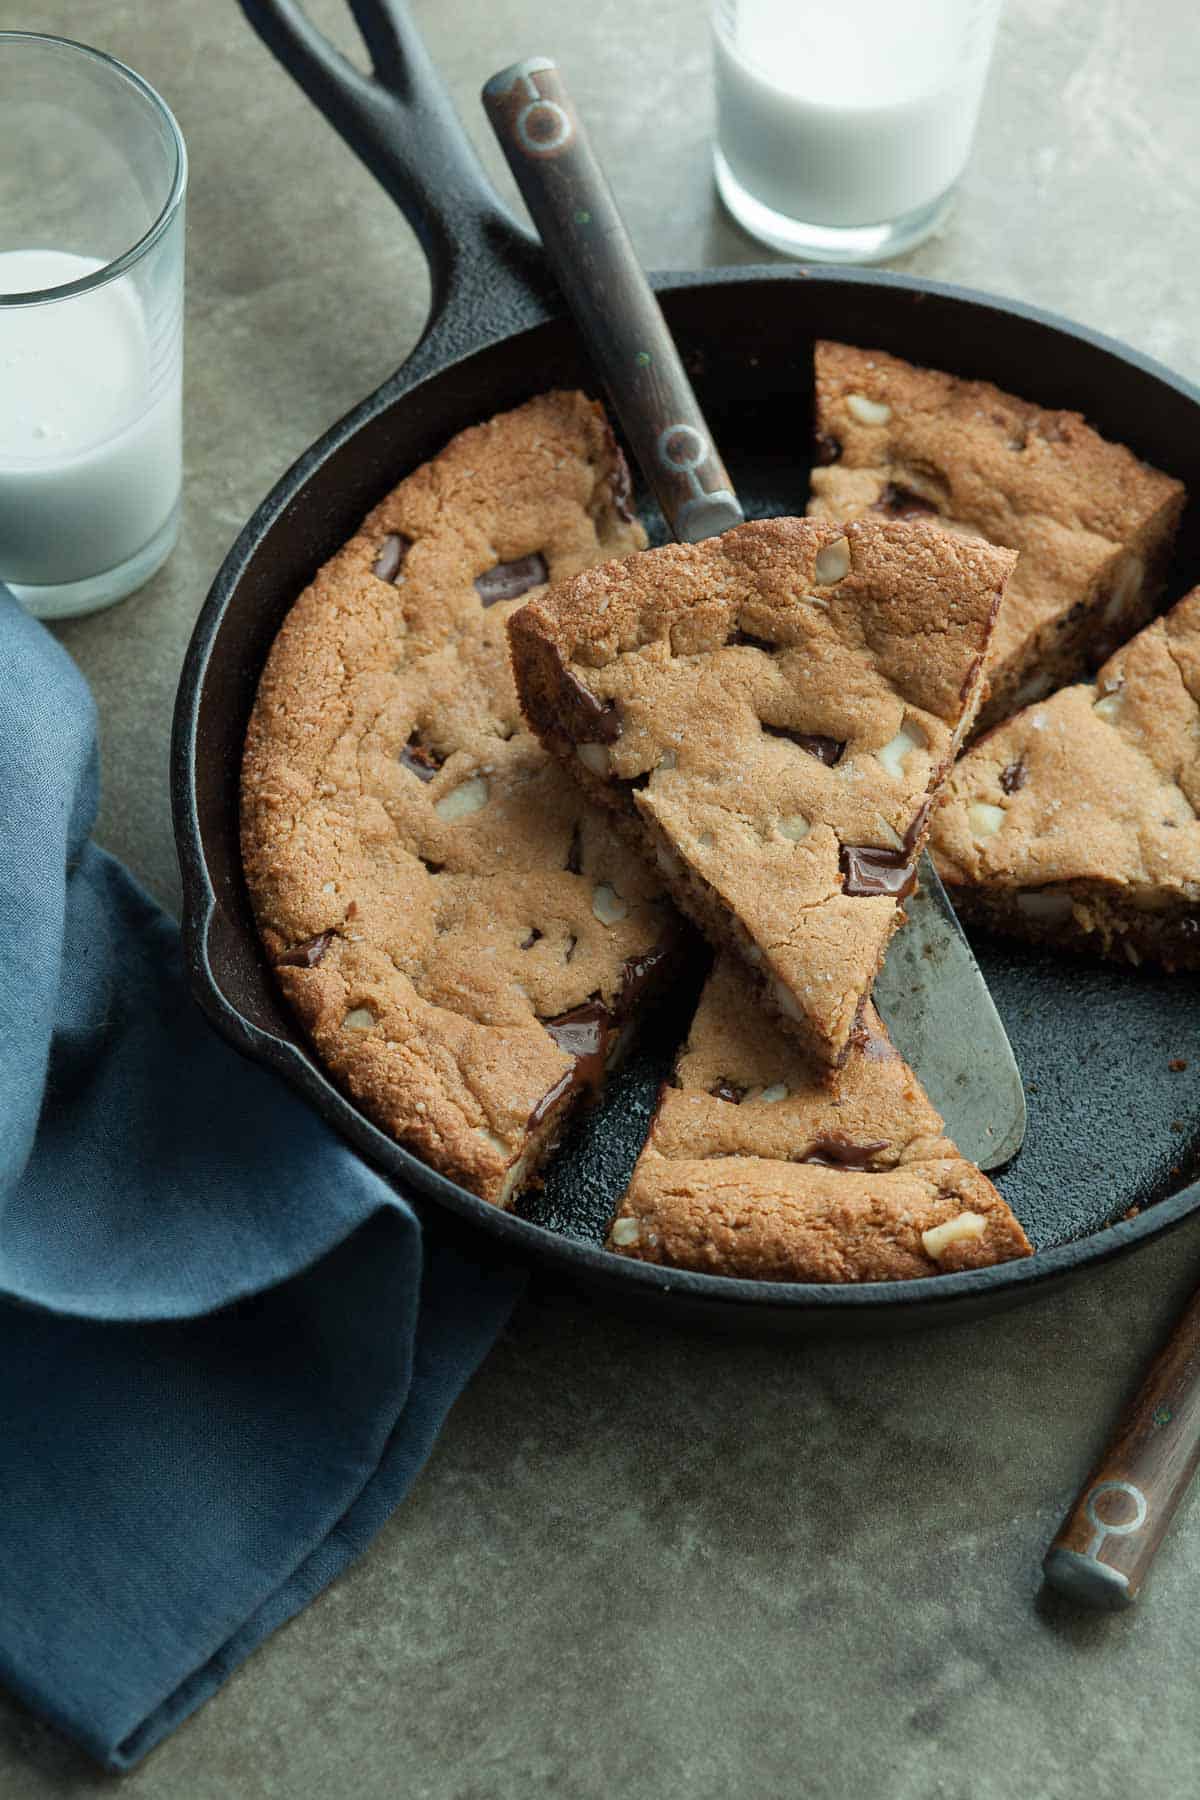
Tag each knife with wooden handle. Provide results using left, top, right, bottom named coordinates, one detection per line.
left=481, top=56, right=1026, bottom=1169
left=1044, top=1280, right=1200, bottom=1607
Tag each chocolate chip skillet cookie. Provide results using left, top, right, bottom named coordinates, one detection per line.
left=608, top=957, right=1031, bottom=1282
left=242, top=391, right=685, bottom=1207
left=508, top=515, right=1015, bottom=1069
left=808, top=340, right=1185, bottom=731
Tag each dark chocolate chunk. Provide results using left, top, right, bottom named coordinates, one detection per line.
left=999, top=759, right=1028, bottom=794
left=529, top=1000, right=614, bottom=1127
left=604, top=429, right=637, bottom=524
left=959, top=655, right=983, bottom=702
left=400, top=732, right=443, bottom=782
left=520, top=928, right=543, bottom=950
left=872, top=483, right=939, bottom=521
left=727, top=629, right=777, bottom=654
left=556, top=654, right=622, bottom=744
left=838, top=843, right=918, bottom=900
left=276, top=930, right=334, bottom=969
left=762, top=723, right=845, bottom=766
left=710, top=1079, right=747, bottom=1104
left=419, top=856, right=445, bottom=875
left=372, top=532, right=412, bottom=583
left=800, top=1136, right=891, bottom=1169
left=474, top=551, right=548, bottom=606
left=814, top=432, right=842, bottom=466
left=565, top=821, right=583, bottom=875
left=617, top=929, right=679, bottom=1013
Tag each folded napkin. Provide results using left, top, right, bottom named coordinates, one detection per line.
left=0, top=589, right=521, bottom=1770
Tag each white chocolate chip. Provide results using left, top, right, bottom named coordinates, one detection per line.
left=698, top=830, right=715, bottom=849
left=343, top=1007, right=376, bottom=1031
left=496, top=1147, right=533, bottom=1207
left=968, top=801, right=1006, bottom=838
left=657, top=750, right=677, bottom=770
left=321, top=881, right=337, bottom=895
left=1124, top=941, right=1142, bottom=967
left=778, top=814, right=811, bottom=841
left=773, top=980, right=804, bottom=1022
left=434, top=775, right=489, bottom=821
left=1093, top=691, right=1124, bottom=723
left=875, top=818, right=905, bottom=852
left=922, top=1211, right=987, bottom=1260
left=758, top=1083, right=789, bottom=1104
left=577, top=743, right=610, bottom=775
left=478, top=1126, right=509, bottom=1159
left=1013, top=671, right=1054, bottom=708
left=1103, top=554, right=1145, bottom=624
left=611, top=1216, right=641, bottom=1247
left=814, top=537, right=851, bottom=584
left=876, top=720, right=928, bottom=778
left=846, top=393, right=892, bottom=426
left=1017, top=889, right=1073, bottom=924
left=592, top=882, right=628, bottom=925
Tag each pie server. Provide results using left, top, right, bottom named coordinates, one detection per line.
left=482, top=57, right=1026, bottom=1170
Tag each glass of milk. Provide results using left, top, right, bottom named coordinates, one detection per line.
left=0, top=34, right=186, bottom=619
left=713, top=0, right=1004, bottom=263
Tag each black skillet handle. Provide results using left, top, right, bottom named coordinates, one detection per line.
left=482, top=58, right=744, bottom=543
left=238, top=0, right=555, bottom=349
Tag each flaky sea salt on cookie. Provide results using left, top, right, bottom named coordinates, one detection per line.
left=607, top=957, right=1031, bottom=1282
left=508, top=515, right=1014, bottom=1067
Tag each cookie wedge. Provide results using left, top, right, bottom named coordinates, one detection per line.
left=931, top=585, right=1200, bottom=971
left=607, top=957, right=1032, bottom=1282
left=508, top=515, right=1015, bottom=1067
left=808, top=340, right=1185, bottom=731
left=242, top=391, right=688, bottom=1208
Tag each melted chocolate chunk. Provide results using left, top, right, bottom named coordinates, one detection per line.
left=814, top=432, right=842, bottom=466
left=372, top=532, right=412, bottom=583
left=604, top=429, right=637, bottom=524
left=565, top=822, right=583, bottom=875
left=617, top=930, right=678, bottom=1012
left=520, top=928, right=543, bottom=950
left=557, top=656, right=622, bottom=744
left=400, top=732, right=444, bottom=782
left=856, top=1015, right=899, bottom=1062
left=872, top=483, right=939, bottom=521
left=959, top=655, right=983, bottom=702
left=710, top=1079, right=747, bottom=1104
left=839, top=844, right=918, bottom=900
left=762, top=723, right=845, bottom=766
left=727, top=629, right=777, bottom=654
left=474, top=551, right=549, bottom=607
left=800, top=1136, right=891, bottom=1169
left=276, top=930, right=334, bottom=969
left=1000, top=759, right=1028, bottom=795
left=529, top=1000, right=614, bottom=1127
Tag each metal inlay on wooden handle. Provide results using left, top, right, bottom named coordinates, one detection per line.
left=482, top=58, right=743, bottom=543
left=1043, top=1281, right=1200, bottom=1608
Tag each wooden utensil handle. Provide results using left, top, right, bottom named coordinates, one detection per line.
left=1043, top=1280, right=1200, bottom=1607
left=482, top=58, right=743, bottom=543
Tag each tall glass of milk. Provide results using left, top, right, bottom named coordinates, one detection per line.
left=713, top=0, right=1004, bottom=262
left=0, top=34, right=186, bottom=619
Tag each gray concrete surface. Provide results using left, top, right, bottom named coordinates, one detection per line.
left=3, top=1, right=1199, bottom=1795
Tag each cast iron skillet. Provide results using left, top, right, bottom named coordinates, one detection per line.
left=171, top=0, right=1200, bottom=1335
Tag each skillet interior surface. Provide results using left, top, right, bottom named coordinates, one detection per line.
left=176, top=269, right=1200, bottom=1327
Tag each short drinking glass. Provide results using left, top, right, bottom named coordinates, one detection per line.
left=713, top=0, right=1004, bottom=263
left=0, top=33, right=186, bottom=619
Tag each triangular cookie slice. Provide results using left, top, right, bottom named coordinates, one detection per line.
left=509, top=516, right=1015, bottom=1067
left=808, top=340, right=1185, bottom=731
left=607, top=957, right=1031, bottom=1282
left=931, top=586, right=1200, bottom=972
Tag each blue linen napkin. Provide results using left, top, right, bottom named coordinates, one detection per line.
left=0, top=588, right=521, bottom=1770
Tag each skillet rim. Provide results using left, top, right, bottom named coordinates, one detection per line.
left=171, top=262, right=1200, bottom=1319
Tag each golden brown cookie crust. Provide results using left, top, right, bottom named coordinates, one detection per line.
left=241, top=390, right=685, bottom=1206
left=508, top=515, right=1014, bottom=1067
left=608, top=958, right=1032, bottom=1282
left=808, top=340, right=1185, bottom=729
left=932, top=585, right=1200, bottom=971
